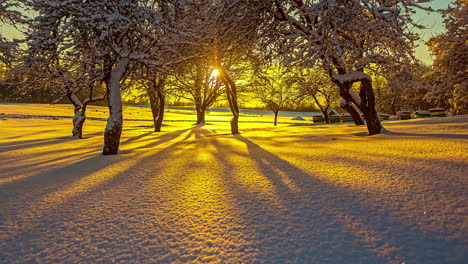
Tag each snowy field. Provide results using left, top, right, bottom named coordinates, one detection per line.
left=0, top=104, right=467, bottom=263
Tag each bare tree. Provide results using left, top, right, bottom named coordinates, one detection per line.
left=146, top=74, right=167, bottom=132
left=24, top=0, right=189, bottom=154
left=64, top=80, right=106, bottom=139
left=127, top=64, right=168, bottom=132
left=12, top=59, right=107, bottom=138
left=376, top=64, right=431, bottom=115
left=207, top=0, right=271, bottom=134
left=171, top=59, right=223, bottom=125
left=294, top=68, right=340, bottom=124
left=271, top=0, right=430, bottom=135
left=12, top=8, right=107, bottom=139
left=250, top=64, right=296, bottom=126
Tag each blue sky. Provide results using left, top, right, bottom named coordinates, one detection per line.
left=0, top=0, right=451, bottom=65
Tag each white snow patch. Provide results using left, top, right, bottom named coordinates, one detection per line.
left=331, top=71, right=372, bottom=84
left=291, top=116, right=305, bottom=120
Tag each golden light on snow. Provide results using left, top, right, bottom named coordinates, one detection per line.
left=1, top=104, right=467, bottom=263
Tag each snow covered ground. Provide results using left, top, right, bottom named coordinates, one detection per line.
left=0, top=104, right=467, bottom=263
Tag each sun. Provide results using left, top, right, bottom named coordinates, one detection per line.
left=211, top=69, right=220, bottom=77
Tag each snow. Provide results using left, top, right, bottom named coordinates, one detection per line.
left=0, top=104, right=467, bottom=263
left=331, top=71, right=372, bottom=85
left=291, top=116, right=305, bottom=120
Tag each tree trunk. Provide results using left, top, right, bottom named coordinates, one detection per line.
left=103, top=58, right=128, bottom=155
left=334, top=80, right=365, bottom=126
left=330, top=71, right=366, bottom=126
left=391, top=97, right=397, bottom=115
left=323, top=111, right=330, bottom=124
left=230, top=114, right=239, bottom=134
left=148, top=89, right=160, bottom=132
left=195, top=104, right=206, bottom=125
left=72, top=110, right=86, bottom=139
left=148, top=89, right=158, bottom=122
left=273, top=110, right=279, bottom=126
left=227, top=93, right=239, bottom=134
left=147, top=81, right=165, bottom=132
left=154, top=90, right=165, bottom=132
left=340, top=99, right=364, bottom=125
left=312, top=94, right=330, bottom=123
left=332, top=71, right=382, bottom=134
left=67, top=93, right=86, bottom=139
left=359, top=78, right=383, bottom=135
left=221, top=70, right=239, bottom=134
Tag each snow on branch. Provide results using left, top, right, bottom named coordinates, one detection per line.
left=331, top=71, right=371, bottom=85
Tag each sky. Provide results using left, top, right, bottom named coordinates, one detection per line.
left=412, top=0, right=451, bottom=64
left=0, top=0, right=451, bottom=65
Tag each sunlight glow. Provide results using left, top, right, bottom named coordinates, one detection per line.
left=211, top=69, right=219, bottom=77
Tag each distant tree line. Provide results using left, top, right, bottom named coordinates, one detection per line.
left=0, top=0, right=466, bottom=154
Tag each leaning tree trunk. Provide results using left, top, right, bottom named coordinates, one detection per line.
left=358, top=77, right=383, bottom=135
left=226, top=87, right=239, bottom=134
left=230, top=114, right=239, bottom=134
left=331, top=71, right=381, bottom=134
left=340, top=99, right=364, bottom=125
left=103, top=58, right=129, bottom=155
left=221, top=71, right=239, bottom=134
left=72, top=100, right=101, bottom=138
left=337, top=80, right=364, bottom=125
left=195, top=104, right=206, bottom=125
left=330, top=71, right=366, bottom=126
left=312, top=94, right=331, bottom=123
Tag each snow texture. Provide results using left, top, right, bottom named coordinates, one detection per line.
left=0, top=104, right=467, bottom=263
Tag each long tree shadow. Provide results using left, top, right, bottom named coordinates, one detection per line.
left=281, top=144, right=468, bottom=196
left=0, top=138, right=73, bottom=152
left=0, top=127, right=200, bottom=259
left=385, top=131, right=468, bottom=139
left=221, top=135, right=467, bottom=263
left=119, top=131, right=155, bottom=145
left=2, top=127, right=466, bottom=263
left=354, top=130, right=468, bottom=139
left=1, top=129, right=59, bottom=140
left=0, top=127, right=208, bottom=262
left=0, top=130, right=105, bottom=152
left=0, top=127, right=256, bottom=263
left=0, top=128, right=167, bottom=183
left=210, top=136, right=384, bottom=263
left=0, top=128, right=192, bottom=202
left=69, top=128, right=200, bottom=197
left=0, top=149, right=97, bottom=177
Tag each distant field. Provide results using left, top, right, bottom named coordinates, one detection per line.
left=0, top=103, right=321, bottom=125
